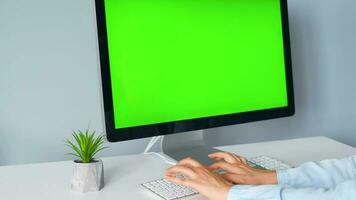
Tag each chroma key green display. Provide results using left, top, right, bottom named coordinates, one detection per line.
left=103, top=0, right=288, bottom=129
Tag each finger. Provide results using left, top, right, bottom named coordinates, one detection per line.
left=177, top=157, right=203, bottom=168
left=166, top=165, right=197, bottom=179
left=208, top=162, right=248, bottom=175
left=208, top=152, right=238, bottom=164
left=208, top=152, right=224, bottom=161
left=239, top=156, right=247, bottom=165
left=231, top=154, right=247, bottom=165
left=207, top=162, right=237, bottom=172
left=165, top=175, right=195, bottom=188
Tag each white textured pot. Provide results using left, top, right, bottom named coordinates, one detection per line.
left=71, top=159, right=104, bottom=193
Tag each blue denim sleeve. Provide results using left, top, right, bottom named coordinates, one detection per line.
left=228, top=180, right=356, bottom=200
left=277, top=156, right=356, bottom=188
left=227, top=156, right=356, bottom=200
left=228, top=185, right=282, bottom=200
left=280, top=180, right=356, bottom=200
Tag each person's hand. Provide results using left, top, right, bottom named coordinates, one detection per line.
left=165, top=157, right=233, bottom=200
left=208, top=152, right=277, bottom=185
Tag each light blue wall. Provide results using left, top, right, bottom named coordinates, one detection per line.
left=0, top=0, right=151, bottom=166
left=1, top=0, right=356, bottom=166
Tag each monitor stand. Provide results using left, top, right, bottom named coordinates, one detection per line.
left=145, top=130, right=219, bottom=165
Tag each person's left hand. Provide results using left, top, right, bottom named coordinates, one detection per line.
left=165, top=157, right=233, bottom=200
left=207, top=152, right=277, bottom=185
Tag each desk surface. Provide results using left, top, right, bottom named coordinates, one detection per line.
left=1, top=136, right=356, bottom=200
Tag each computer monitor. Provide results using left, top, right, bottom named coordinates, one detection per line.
left=95, top=0, right=294, bottom=144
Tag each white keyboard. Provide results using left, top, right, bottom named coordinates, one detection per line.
left=142, top=178, right=198, bottom=200
left=142, top=156, right=291, bottom=200
left=247, top=156, right=291, bottom=170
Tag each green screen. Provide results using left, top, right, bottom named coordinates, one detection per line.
left=104, top=0, right=288, bottom=129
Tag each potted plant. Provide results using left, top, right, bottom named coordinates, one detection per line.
left=65, top=129, right=108, bottom=192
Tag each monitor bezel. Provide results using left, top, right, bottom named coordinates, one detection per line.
left=95, top=0, right=295, bottom=142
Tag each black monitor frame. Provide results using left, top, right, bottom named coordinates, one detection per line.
left=95, top=0, right=295, bottom=142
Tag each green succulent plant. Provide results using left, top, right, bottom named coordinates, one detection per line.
left=65, top=129, right=108, bottom=163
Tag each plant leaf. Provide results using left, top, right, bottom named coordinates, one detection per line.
left=65, top=129, right=109, bottom=163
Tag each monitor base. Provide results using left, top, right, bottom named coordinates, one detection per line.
left=144, top=131, right=219, bottom=165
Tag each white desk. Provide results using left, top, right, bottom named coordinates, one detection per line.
left=1, top=137, right=356, bottom=200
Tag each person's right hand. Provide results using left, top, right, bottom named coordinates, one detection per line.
left=207, top=152, right=278, bottom=185
left=165, top=157, right=232, bottom=200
